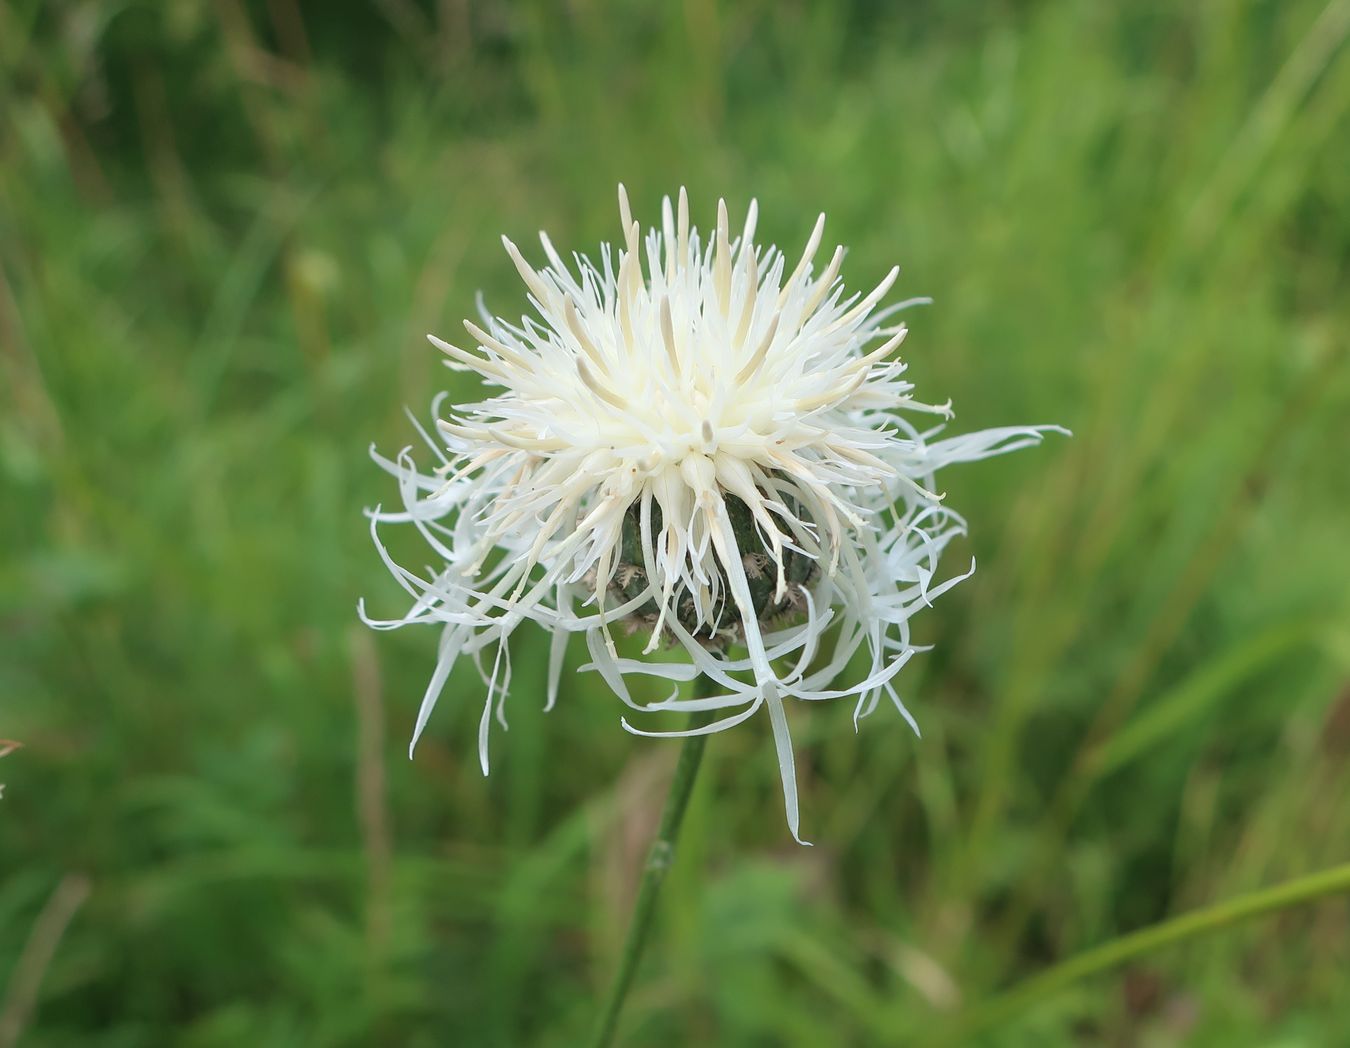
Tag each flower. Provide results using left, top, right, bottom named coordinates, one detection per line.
left=364, top=187, right=1062, bottom=841
left=0, top=739, right=19, bottom=800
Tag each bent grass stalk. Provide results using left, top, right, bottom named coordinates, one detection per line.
left=591, top=685, right=715, bottom=1048
left=948, top=860, right=1350, bottom=1039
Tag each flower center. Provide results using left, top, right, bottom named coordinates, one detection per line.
left=609, top=487, right=819, bottom=645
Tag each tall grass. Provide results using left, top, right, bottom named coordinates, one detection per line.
left=3, top=1, right=1349, bottom=1044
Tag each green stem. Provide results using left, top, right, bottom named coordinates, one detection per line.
left=951, top=861, right=1350, bottom=1038
left=590, top=687, right=715, bottom=1048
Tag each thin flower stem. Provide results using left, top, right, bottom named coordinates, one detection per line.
left=949, top=860, right=1350, bottom=1039
left=590, top=682, right=716, bottom=1048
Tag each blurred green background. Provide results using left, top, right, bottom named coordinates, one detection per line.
left=3, top=0, right=1350, bottom=1044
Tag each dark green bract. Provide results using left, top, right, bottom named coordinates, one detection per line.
left=609, top=492, right=819, bottom=639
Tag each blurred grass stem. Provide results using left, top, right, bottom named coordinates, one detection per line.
left=591, top=684, right=715, bottom=1048
left=950, top=860, right=1350, bottom=1038
left=0, top=874, right=91, bottom=1048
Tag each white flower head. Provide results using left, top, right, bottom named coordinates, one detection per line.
left=364, top=187, right=1062, bottom=842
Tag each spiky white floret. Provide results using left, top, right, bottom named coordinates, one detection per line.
left=362, top=187, right=1063, bottom=842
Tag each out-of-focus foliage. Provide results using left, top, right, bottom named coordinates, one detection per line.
left=2, top=1, right=1348, bottom=1044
